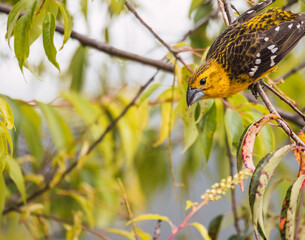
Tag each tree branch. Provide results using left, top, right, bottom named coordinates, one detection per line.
left=125, top=0, right=193, bottom=73
left=261, top=81, right=305, bottom=122
left=254, top=82, right=305, bottom=147
left=0, top=3, right=174, bottom=73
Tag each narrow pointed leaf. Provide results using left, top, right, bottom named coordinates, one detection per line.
left=43, top=13, right=60, bottom=71
left=280, top=175, right=305, bottom=240
left=56, top=1, right=72, bottom=49
left=208, top=215, right=223, bottom=240
left=249, top=144, right=295, bottom=239
left=14, top=16, right=30, bottom=70
left=6, top=156, right=26, bottom=203
left=6, top=0, right=26, bottom=47
left=237, top=114, right=280, bottom=172
left=225, top=108, right=243, bottom=154
left=192, top=222, right=211, bottom=240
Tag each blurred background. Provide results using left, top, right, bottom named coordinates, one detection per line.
left=0, top=0, right=305, bottom=239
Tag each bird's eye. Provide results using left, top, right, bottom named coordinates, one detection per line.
left=200, top=78, right=206, bottom=85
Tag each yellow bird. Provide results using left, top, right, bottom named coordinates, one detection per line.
left=186, top=0, right=305, bottom=106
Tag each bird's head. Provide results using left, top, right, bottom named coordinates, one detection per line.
left=186, top=59, right=233, bottom=106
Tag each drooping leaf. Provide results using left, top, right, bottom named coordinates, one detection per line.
left=70, top=193, right=94, bottom=227
left=43, top=13, right=60, bottom=71
left=6, top=156, right=26, bottom=203
left=39, top=103, right=74, bottom=153
left=225, top=108, right=243, bottom=154
left=137, top=83, right=162, bottom=105
left=20, top=105, right=43, bottom=162
left=56, top=1, right=72, bottom=49
left=0, top=97, right=14, bottom=130
left=69, top=46, right=86, bottom=92
left=106, top=228, right=134, bottom=240
left=14, top=16, right=30, bottom=70
left=128, top=214, right=175, bottom=230
left=237, top=114, right=280, bottom=172
left=0, top=127, right=8, bottom=175
left=0, top=175, right=6, bottom=219
left=280, top=175, right=305, bottom=240
left=249, top=144, right=295, bottom=239
left=208, top=215, right=223, bottom=240
left=198, top=101, right=217, bottom=161
left=191, top=222, right=211, bottom=240
left=6, top=0, right=27, bottom=47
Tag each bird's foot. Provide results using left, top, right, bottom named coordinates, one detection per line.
left=248, top=79, right=263, bottom=99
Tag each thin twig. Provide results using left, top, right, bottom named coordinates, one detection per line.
left=226, top=136, right=241, bottom=236
left=254, top=82, right=305, bottom=147
left=274, top=60, right=305, bottom=83
left=222, top=0, right=235, bottom=24
left=0, top=3, right=174, bottom=73
left=153, top=220, right=162, bottom=240
left=13, top=208, right=111, bottom=240
left=117, top=179, right=141, bottom=240
left=181, top=9, right=218, bottom=41
left=261, top=81, right=305, bottom=122
left=125, top=0, right=193, bottom=73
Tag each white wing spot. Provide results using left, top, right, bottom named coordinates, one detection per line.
left=288, top=23, right=293, bottom=29
left=270, top=62, right=275, bottom=67
left=247, top=10, right=254, bottom=14
left=271, top=47, right=278, bottom=53
left=256, top=53, right=261, bottom=57
left=297, top=24, right=301, bottom=28
left=258, top=2, right=263, bottom=5
left=267, top=45, right=275, bottom=50
left=251, top=66, right=258, bottom=72
left=275, top=26, right=280, bottom=31
left=302, top=21, right=304, bottom=24
left=270, top=55, right=277, bottom=60
left=264, top=37, right=269, bottom=41
left=249, top=71, right=255, bottom=77
left=255, top=59, right=261, bottom=64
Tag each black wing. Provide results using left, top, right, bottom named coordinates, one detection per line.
left=228, top=18, right=305, bottom=80
left=233, top=0, right=276, bottom=24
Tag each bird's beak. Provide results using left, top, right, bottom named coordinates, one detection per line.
left=186, top=88, right=205, bottom=107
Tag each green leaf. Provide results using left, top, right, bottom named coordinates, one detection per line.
left=0, top=97, right=14, bottom=130
left=14, top=16, right=30, bottom=70
left=43, top=13, right=60, bottom=71
left=39, top=103, right=74, bottom=153
left=280, top=175, right=305, bottom=240
left=70, top=193, right=94, bottom=227
left=69, top=46, right=86, bottom=92
left=56, top=1, right=72, bottom=49
left=128, top=214, right=174, bottom=228
left=81, top=0, right=88, bottom=19
left=0, top=127, right=8, bottom=175
left=191, top=222, right=211, bottom=240
left=225, top=108, right=243, bottom=154
left=20, top=105, right=43, bottom=162
left=6, top=156, right=26, bottom=203
left=106, top=228, right=134, bottom=240
left=137, top=83, right=162, bottom=105
left=198, top=102, right=217, bottom=161
left=208, top=215, right=223, bottom=240
left=0, top=175, right=6, bottom=220
left=25, top=0, right=38, bottom=24
left=249, top=144, right=295, bottom=239
left=6, top=0, right=27, bottom=47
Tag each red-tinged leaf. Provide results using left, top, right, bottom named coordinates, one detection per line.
left=249, top=144, right=295, bottom=239
left=280, top=175, right=305, bottom=240
left=237, top=114, right=280, bottom=172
